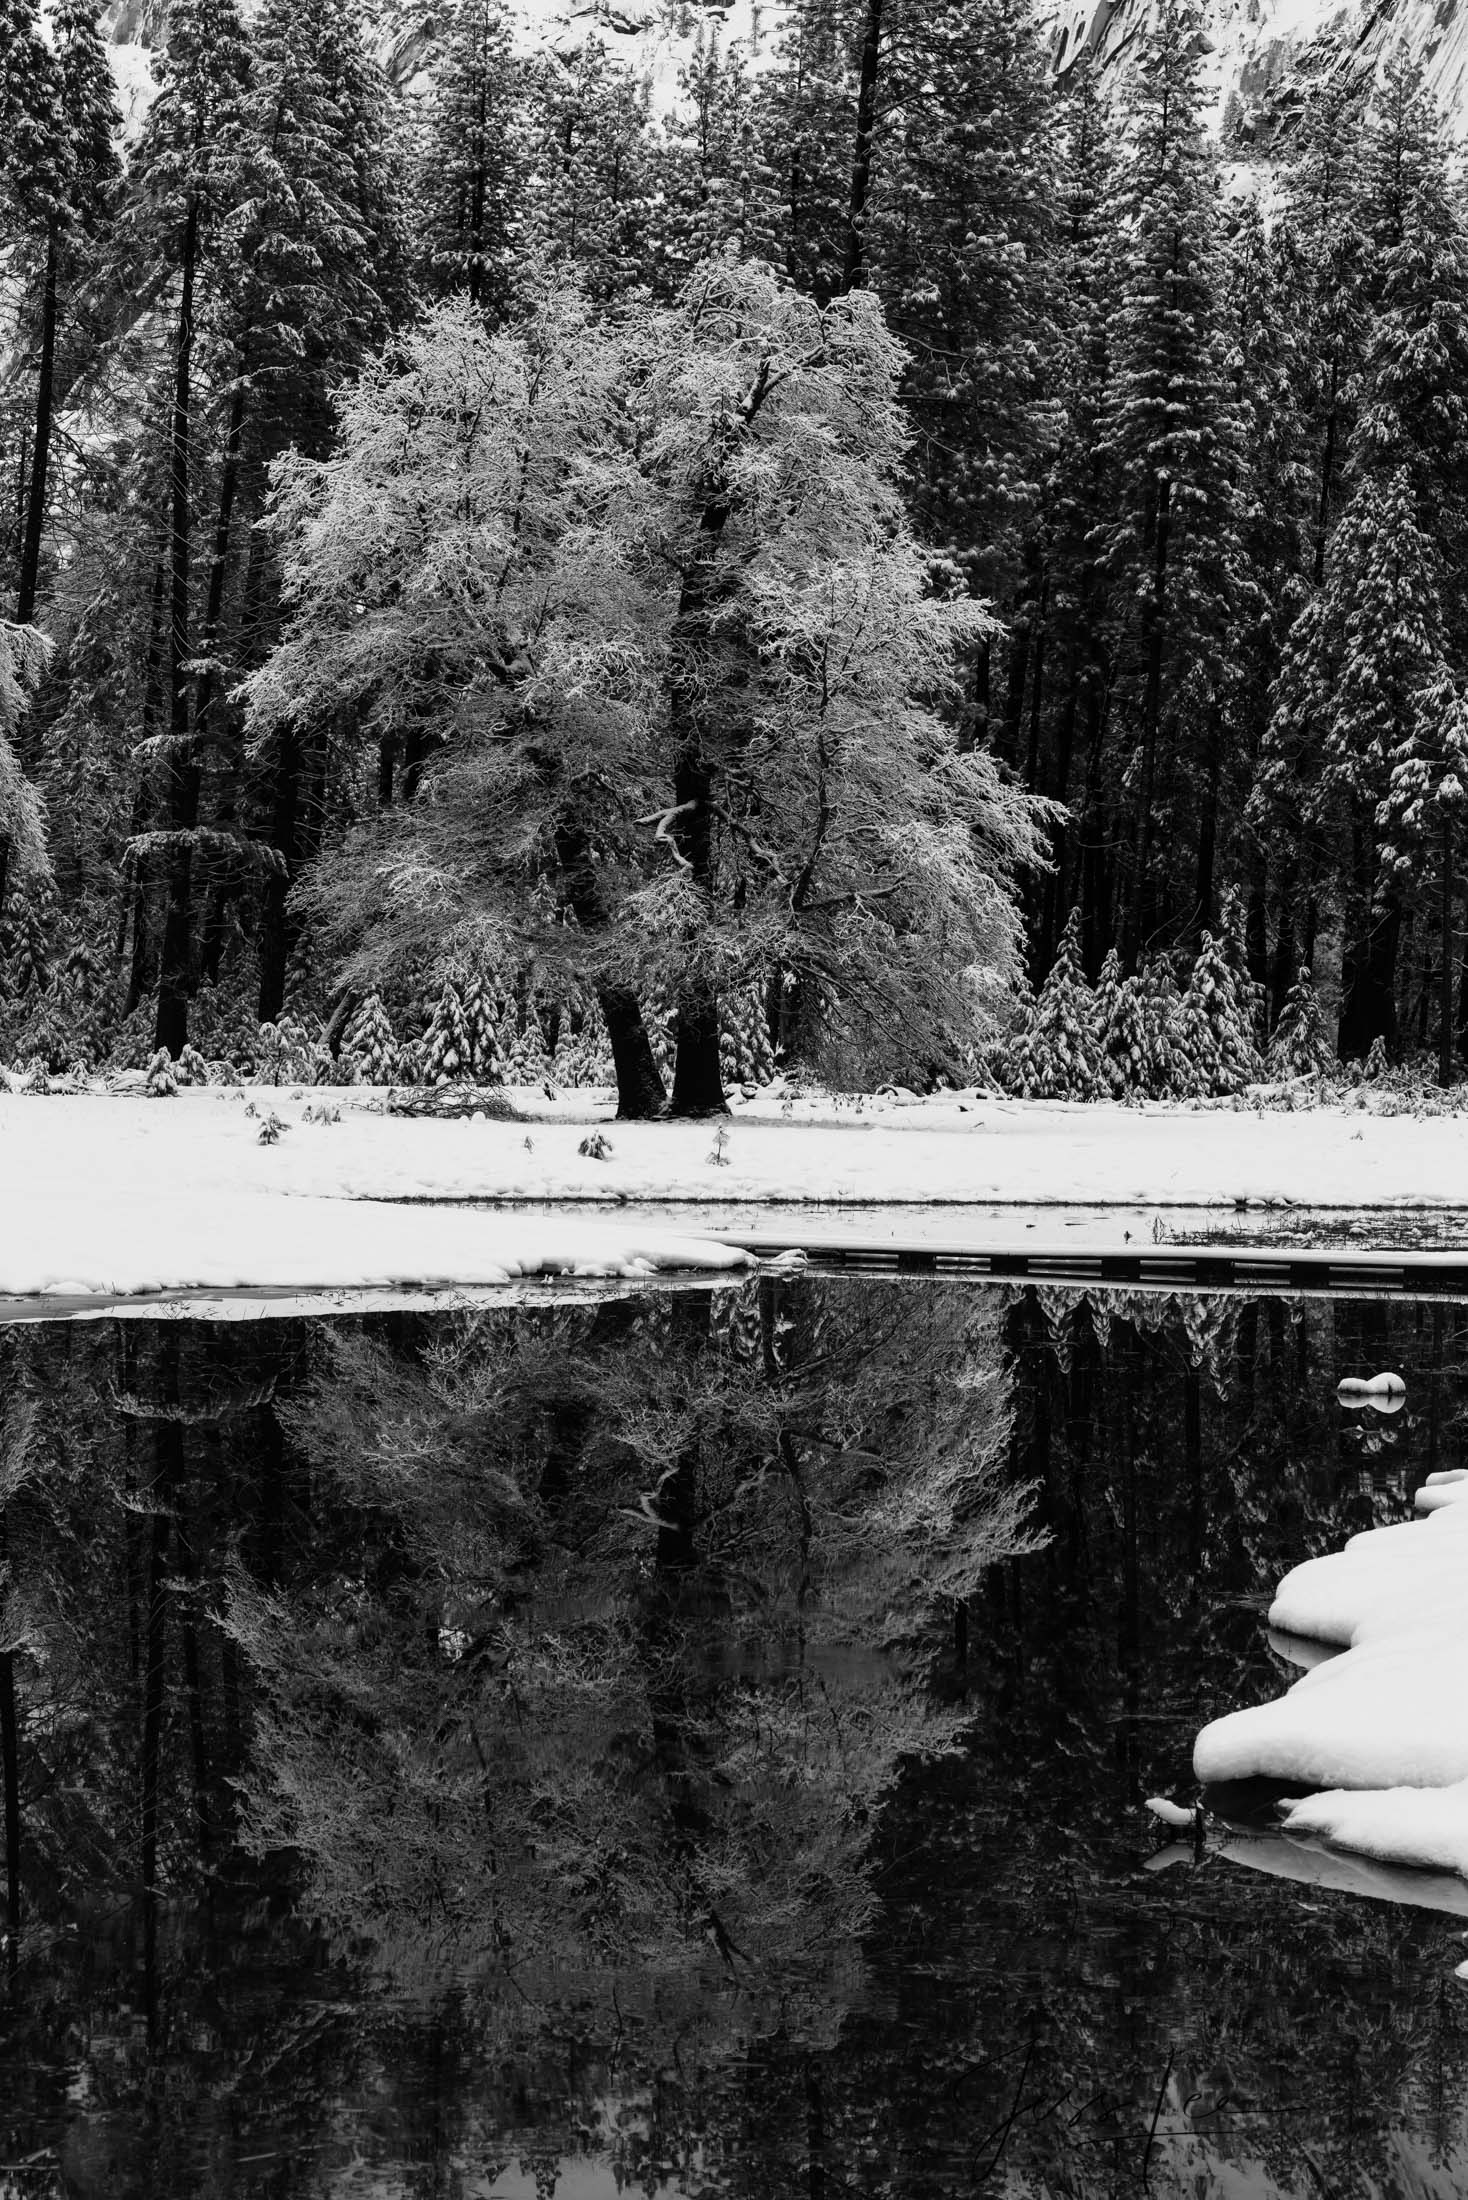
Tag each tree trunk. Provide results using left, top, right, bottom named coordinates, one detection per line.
left=552, top=822, right=666, bottom=1117
left=15, top=225, right=59, bottom=626
left=1339, top=884, right=1400, bottom=1060
left=669, top=747, right=726, bottom=1115
left=1131, top=475, right=1172, bottom=961
left=602, top=988, right=667, bottom=1119
left=154, top=196, right=201, bottom=1059
left=256, top=720, right=301, bottom=1024
left=1441, top=817, right=1455, bottom=1088
left=840, top=0, right=883, bottom=294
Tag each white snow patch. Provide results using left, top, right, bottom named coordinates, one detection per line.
left=1195, top=1474, right=1468, bottom=1883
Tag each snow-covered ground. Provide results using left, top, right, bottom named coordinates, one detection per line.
left=4, top=1083, right=1468, bottom=1303
left=1195, top=1473, right=1468, bottom=1882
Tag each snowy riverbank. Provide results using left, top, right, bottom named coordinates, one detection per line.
left=5, top=1084, right=1468, bottom=1301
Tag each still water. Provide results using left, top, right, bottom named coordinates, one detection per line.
left=0, top=1279, right=1465, bottom=2199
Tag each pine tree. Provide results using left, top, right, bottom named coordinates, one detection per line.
left=1174, top=929, right=1260, bottom=1096
left=1095, top=949, right=1158, bottom=1098
left=650, top=27, right=756, bottom=293
left=870, top=0, right=1060, bottom=605
left=1, top=0, right=66, bottom=622
left=1011, top=910, right=1101, bottom=1099
left=0, top=621, right=49, bottom=915
left=419, top=975, right=473, bottom=1084
left=118, top=0, right=253, bottom=1057
left=719, top=984, right=777, bottom=1086
left=749, top=0, right=854, bottom=301
left=413, top=0, right=520, bottom=313
left=522, top=41, right=656, bottom=300
left=1095, top=0, right=1243, bottom=959
left=1267, top=966, right=1335, bottom=1078
left=457, top=964, right=503, bottom=1082
left=341, top=989, right=399, bottom=1082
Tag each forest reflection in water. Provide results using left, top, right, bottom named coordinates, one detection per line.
left=0, top=1279, right=1467, bottom=2197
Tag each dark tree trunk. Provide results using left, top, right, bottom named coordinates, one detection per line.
left=194, top=389, right=249, bottom=986
left=154, top=196, right=201, bottom=1059
left=957, top=636, right=991, bottom=758
left=1339, top=886, right=1401, bottom=1060
left=669, top=748, right=726, bottom=1116
left=256, top=721, right=300, bottom=1025
left=1130, top=474, right=1172, bottom=962
left=15, top=225, right=59, bottom=625
left=1313, top=365, right=1338, bottom=589
left=840, top=0, right=883, bottom=294
left=1440, top=818, right=1455, bottom=1088
left=552, top=822, right=665, bottom=1117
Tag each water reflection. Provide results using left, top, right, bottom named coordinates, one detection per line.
left=0, top=1282, right=1466, bottom=2195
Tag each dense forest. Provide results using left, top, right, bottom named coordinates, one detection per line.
left=3, top=0, right=1468, bottom=1105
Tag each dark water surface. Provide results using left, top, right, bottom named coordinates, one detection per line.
left=1, top=1280, right=1466, bottom=2199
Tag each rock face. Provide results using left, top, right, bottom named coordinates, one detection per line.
left=96, top=0, right=1468, bottom=153
left=1048, top=0, right=1468, bottom=145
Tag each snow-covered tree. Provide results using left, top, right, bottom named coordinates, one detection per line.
left=1095, top=0, right=1243, bottom=956
left=414, top=0, right=521, bottom=313
left=340, top=990, right=399, bottom=1083
left=1095, top=949, right=1159, bottom=1098
left=1267, top=966, right=1335, bottom=1078
left=419, top=976, right=473, bottom=1084
left=0, top=622, right=50, bottom=914
left=1174, top=929, right=1260, bottom=1096
left=457, top=964, right=503, bottom=1082
left=249, top=261, right=1045, bottom=1119
left=1010, top=911, right=1100, bottom=1098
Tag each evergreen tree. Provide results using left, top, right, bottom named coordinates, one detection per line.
left=419, top=975, right=473, bottom=1084
left=117, top=0, right=253, bottom=1057
left=1094, top=0, right=1242, bottom=958
left=0, top=621, right=49, bottom=916
left=457, top=964, right=503, bottom=1082
left=1267, top=965, right=1335, bottom=1078
left=522, top=41, right=656, bottom=299
left=652, top=27, right=757, bottom=293
left=1011, top=910, right=1101, bottom=1099
left=1174, top=929, right=1260, bottom=1096
left=1095, top=949, right=1156, bottom=1098
left=413, top=0, right=521, bottom=313
left=340, top=989, right=399, bottom=1082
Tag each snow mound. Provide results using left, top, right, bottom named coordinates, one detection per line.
left=1195, top=1474, right=1468, bottom=1877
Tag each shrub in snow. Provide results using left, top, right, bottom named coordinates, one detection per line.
left=144, top=1048, right=178, bottom=1096
left=501, top=1005, right=552, bottom=1083
left=340, top=991, right=400, bottom=1084
left=578, top=1131, right=613, bottom=1159
left=552, top=999, right=614, bottom=1086
left=1362, top=1034, right=1391, bottom=1081
left=176, top=1045, right=211, bottom=1087
left=257, top=1016, right=315, bottom=1085
left=1267, top=966, right=1336, bottom=1078
left=1010, top=912, right=1102, bottom=1099
left=420, top=977, right=474, bottom=1085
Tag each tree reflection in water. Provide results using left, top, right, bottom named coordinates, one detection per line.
left=0, top=1281, right=1466, bottom=2197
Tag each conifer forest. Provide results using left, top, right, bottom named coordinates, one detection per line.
left=3, top=0, right=1467, bottom=1108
